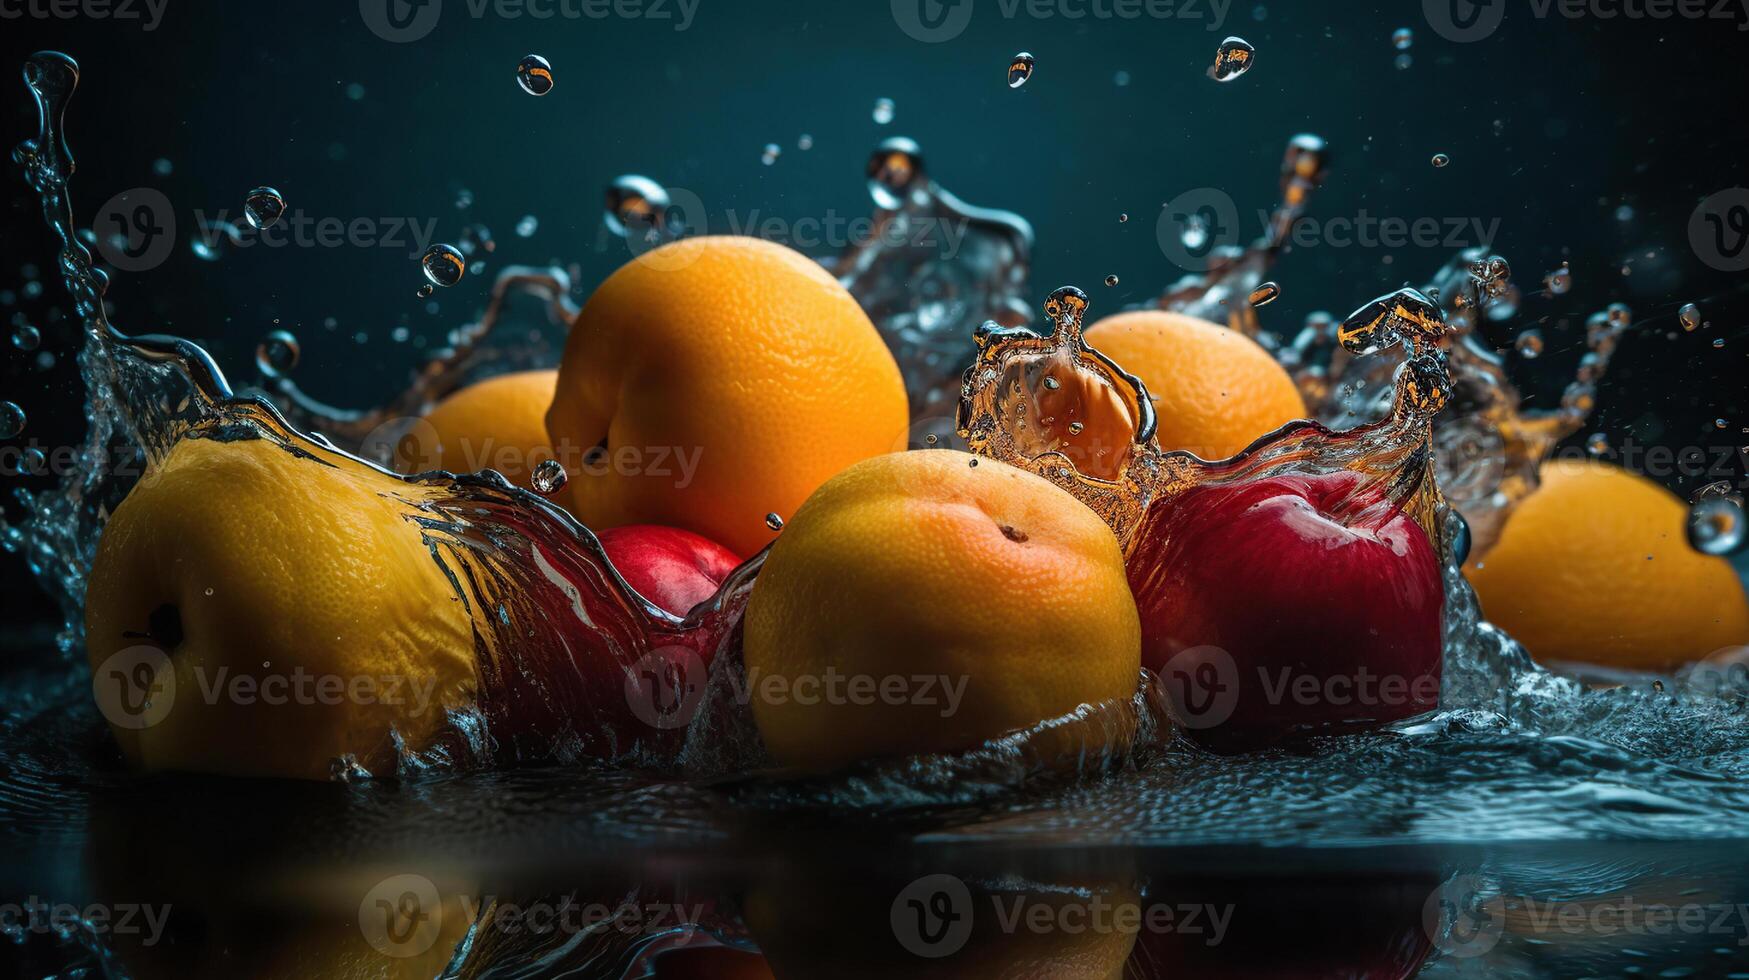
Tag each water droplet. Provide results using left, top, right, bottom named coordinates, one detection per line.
left=243, top=186, right=286, bottom=230
left=152, top=157, right=173, bottom=177
left=1113, top=70, right=1131, bottom=87
left=1431, top=153, right=1451, bottom=168
left=867, top=136, right=924, bottom=210
left=1339, top=287, right=1444, bottom=355
left=1043, top=376, right=1061, bottom=390
left=1392, top=27, right=1414, bottom=50
left=1515, top=329, right=1544, bottom=358
left=20, top=447, right=46, bottom=475
left=1586, top=432, right=1610, bottom=456
left=1104, top=274, right=1120, bottom=287
left=11, top=324, right=40, bottom=351
left=872, top=97, right=895, bottom=125
left=604, top=175, right=676, bottom=241
left=1688, top=497, right=1745, bottom=556
left=459, top=223, right=494, bottom=257
left=797, top=133, right=814, bottom=151
left=516, top=214, right=539, bottom=238
left=455, top=188, right=474, bottom=210
left=0, top=402, right=25, bottom=440
left=1679, top=302, right=1702, bottom=332
left=516, top=54, right=555, bottom=96
left=416, top=283, right=434, bottom=299
left=1713, top=338, right=1726, bottom=349
left=764, top=512, right=785, bottom=531
left=1007, top=52, right=1036, bottom=89
left=421, top=244, right=467, bottom=288
left=1068, top=421, right=1084, bottom=436
left=968, top=458, right=979, bottom=468
left=761, top=142, right=781, bottom=166
left=255, top=329, right=300, bottom=375
left=1208, top=36, right=1256, bottom=82
left=531, top=459, right=568, bottom=495
left=1249, top=281, right=1282, bottom=307
left=1544, top=266, right=1572, bottom=295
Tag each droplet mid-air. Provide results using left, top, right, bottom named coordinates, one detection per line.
left=243, top=186, right=286, bottom=230
left=421, top=244, right=467, bottom=288
left=531, top=459, right=568, bottom=495
left=1515, top=329, right=1545, bottom=358
left=872, top=97, right=895, bottom=125
left=11, top=324, right=41, bottom=351
left=255, top=329, right=301, bottom=375
left=1249, top=281, right=1282, bottom=307
left=1431, top=153, right=1451, bottom=168
left=1544, top=266, right=1572, bottom=295
left=1679, top=302, right=1702, bottom=332
left=1007, top=52, right=1036, bottom=89
left=765, top=512, right=785, bottom=531
left=516, top=54, right=554, bottom=96
left=1688, top=497, right=1746, bottom=556
left=604, top=175, right=676, bottom=241
left=761, top=142, right=781, bottom=166
left=1392, top=27, right=1414, bottom=50
left=1208, top=36, right=1256, bottom=82
left=0, top=401, right=25, bottom=440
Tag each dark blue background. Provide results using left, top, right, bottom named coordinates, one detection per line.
left=4, top=0, right=1747, bottom=625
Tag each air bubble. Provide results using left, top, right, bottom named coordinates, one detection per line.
left=531, top=459, right=568, bottom=495
left=1007, top=52, right=1036, bottom=89
left=243, top=186, right=286, bottom=230
left=11, top=324, right=41, bottom=351
left=1688, top=497, right=1745, bottom=556
left=1208, top=36, right=1256, bottom=81
left=516, top=54, right=555, bottom=96
left=1249, top=281, right=1282, bottom=306
left=1515, top=329, right=1544, bottom=358
left=255, top=330, right=300, bottom=375
left=1104, top=275, right=1120, bottom=287
left=873, top=97, right=895, bottom=125
left=421, top=245, right=467, bottom=287
left=0, top=401, right=25, bottom=440
left=1431, top=153, right=1451, bottom=168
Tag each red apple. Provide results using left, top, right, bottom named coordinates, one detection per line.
left=597, top=524, right=743, bottom=618
left=1131, top=470, right=1443, bottom=747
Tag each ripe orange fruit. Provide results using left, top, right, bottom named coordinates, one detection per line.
left=1468, top=459, right=1749, bottom=671
left=547, top=236, right=909, bottom=556
left=1082, top=310, right=1307, bottom=461
left=408, top=369, right=557, bottom=486
left=743, top=450, right=1140, bottom=771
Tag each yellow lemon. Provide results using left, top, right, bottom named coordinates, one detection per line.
left=83, top=436, right=478, bottom=779
left=406, top=369, right=557, bottom=487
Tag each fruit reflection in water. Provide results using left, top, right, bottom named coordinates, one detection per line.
left=515, top=54, right=554, bottom=96
left=1208, top=36, right=1256, bottom=81
left=421, top=244, right=467, bottom=287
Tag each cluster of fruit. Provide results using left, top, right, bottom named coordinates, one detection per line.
left=82, top=237, right=1749, bottom=780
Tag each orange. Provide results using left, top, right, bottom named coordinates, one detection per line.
left=1468, top=459, right=1749, bottom=671
left=743, top=450, right=1140, bottom=771
left=547, top=236, right=908, bottom=556
left=406, top=369, right=557, bottom=487
left=1082, top=310, right=1307, bottom=461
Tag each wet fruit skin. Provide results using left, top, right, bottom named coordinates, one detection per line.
left=1083, top=310, right=1307, bottom=462
left=83, top=437, right=479, bottom=780
left=743, top=450, right=1141, bottom=771
left=407, top=368, right=557, bottom=487
left=597, top=524, right=743, bottom=618
left=1467, top=459, right=1749, bottom=671
left=1131, top=471, right=1443, bottom=748
left=547, top=236, right=910, bottom=557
